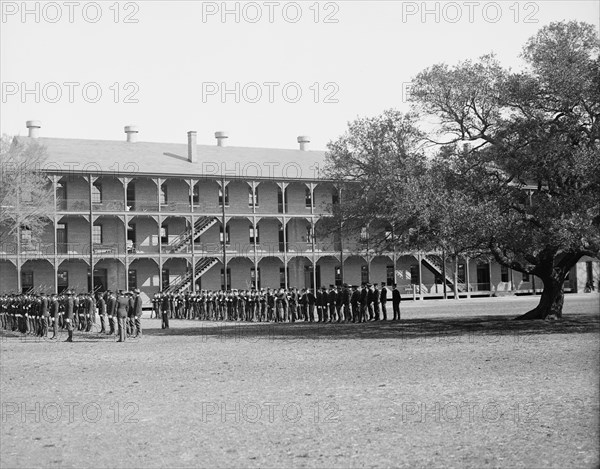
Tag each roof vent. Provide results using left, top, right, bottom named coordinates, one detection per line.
left=215, top=131, right=228, bottom=147
left=124, top=125, right=139, bottom=143
left=297, top=135, right=310, bottom=151
left=26, top=120, right=41, bottom=138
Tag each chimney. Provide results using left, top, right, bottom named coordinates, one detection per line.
left=188, top=131, right=197, bottom=162
left=297, top=135, right=310, bottom=151
left=26, top=120, right=41, bottom=138
left=215, top=131, right=228, bottom=147
left=124, top=125, right=139, bottom=143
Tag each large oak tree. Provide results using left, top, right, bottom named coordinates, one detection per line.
left=325, top=21, right=600, bottom=319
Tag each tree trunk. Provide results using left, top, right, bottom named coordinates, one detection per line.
left=515, top=273, right=566, bottom=320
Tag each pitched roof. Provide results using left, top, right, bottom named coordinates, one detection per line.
left=24, top=137, right=328, bottom=181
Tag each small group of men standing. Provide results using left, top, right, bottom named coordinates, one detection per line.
left=95, top=289, right=144, bottom=342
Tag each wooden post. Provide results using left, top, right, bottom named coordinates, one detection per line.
left=221, top=177, right=228, bottom=290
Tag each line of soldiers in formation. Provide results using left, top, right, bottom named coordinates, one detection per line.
left=152, top=283, right=402, bottom=328
left=0, top=289, right=143, bottom=342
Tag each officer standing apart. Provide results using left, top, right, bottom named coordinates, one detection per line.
left=133, top=288, right=143, bottom=338
left=392, top=283, right=402, bottom=321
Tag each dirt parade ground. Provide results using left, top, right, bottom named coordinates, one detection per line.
left=1, top=294, right=598, bottom=469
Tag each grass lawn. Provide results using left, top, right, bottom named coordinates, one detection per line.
left=1, top=293, right=598, bottom=468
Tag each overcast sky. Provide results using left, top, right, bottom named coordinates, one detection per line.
left=1, top=0, right=598, bottom=150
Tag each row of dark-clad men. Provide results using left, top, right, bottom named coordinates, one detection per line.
left=152, top=282, right=402, bottom=327
left=0, top=289, right=143, bottom=342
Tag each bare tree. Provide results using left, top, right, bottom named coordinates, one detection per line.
left=0, top=136, right=54, bottom=250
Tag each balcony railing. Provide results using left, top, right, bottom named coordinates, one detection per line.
left=127, top=201, right=159, bottom=212
left=92, top=243, right=122, bottom=255
left=57, top=200, right=90, bottom=211
left=161, top=201, right=192, bottom=212
left=92, top=200, right=126, bottom=211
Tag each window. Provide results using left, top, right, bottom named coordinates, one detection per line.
left=128, top=269, right=137, bottom=289
left=57, top=271, right=68, bottom=293
left=305, top=188, right=312, bottom=208
left=278, top=224, right=285, bottom=251
left=21, top=271, right=33, bottom=293
left=248, top=187, right=258, bottom=207
left=360, top=227, right=368, bottom=240
left=332, top=189, right=339, bottom=205
left=126, top=183, right=135, bottom=208
left=410, top=264, right=419, bottom=285
left=501, top=265, right=509, bottom=283
left=92, top=225, right=102, bottom=244
left=280, top=267, right=286, bottom=288
left=218, top=186, right=229, bottom=206
left=20, top=225, right=32, bottom=244
left=92, top=183, right=102, bottom=203
left=522, top=272, right=530, bottom=282
left=361, top=265, right=369, bottom=284
left=277, top=187, right=284, bottom=213
left=57, top=223, right=67, bottom=253
left=251, top=267, right=261, bottom=289
left=249, top=225, right=259, bottom=244
left=162, top=269, right=170, bottom=290
left=335, top=266, right=342, bottom=286
left=221, top=268, right=231, bottom=290
left=160, top=184, right=167, bottom=205
left=191, top=184, right=199, bottom=204
left=386, top=265, right=394, bottom=286
left=220, top=225, right=230, bottom=244
left=160, top=226, right=168, bottom=244
left=458, top=264, right=466, bottom=284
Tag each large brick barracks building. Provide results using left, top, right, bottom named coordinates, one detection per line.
left=0, top=121, right=597, bottom=304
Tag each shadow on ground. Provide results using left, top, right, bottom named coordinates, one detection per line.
left=2, top=313, right=597, bottom=343
left=140, top=313, right=600, bottom=341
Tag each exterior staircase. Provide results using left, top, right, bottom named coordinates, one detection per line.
left=168, top=216, right=218, bottom=253
left=421, top=254, right=465, bottom=292
left=163, top=257, right=219, bottom=294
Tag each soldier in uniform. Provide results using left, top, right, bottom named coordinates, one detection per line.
left=373, top=284, right=381, bottom=321
left=342, top=283, right=351, bottom=323
left=289, top=287, right=299, bottom=322
left=115, top=290, right=129, bottom=342
left=392, top=283, right=402, bottom=321
left=133, top=288, right=143, bottom=338
left=40, top=293, right=50, bottom=338
left=380, top=282, right=388, bottom=321
left=127, top=291, right=135, bottom=336
left=328, top=285, right=337, bottom=323
left=351, top=285, right=360, bottom=323
left=85, top=293, right=95, bottom=332
left=360, top=284, right=368, bottom=323
left=49, top=293, right=59, bottom=339
left=306, top=288, right=316, bottom=322
left=65, top=290, right=75, bottom=342
left=315, top=287, right=324, bottom=322
left=97, top=292, right=107, bottom=333
left=106, top=290, right=117, bottom=335
left=161, top=292, right=170, bottom=329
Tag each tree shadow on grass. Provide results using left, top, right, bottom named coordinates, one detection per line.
left=140, top=312, right=600, bottom=342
